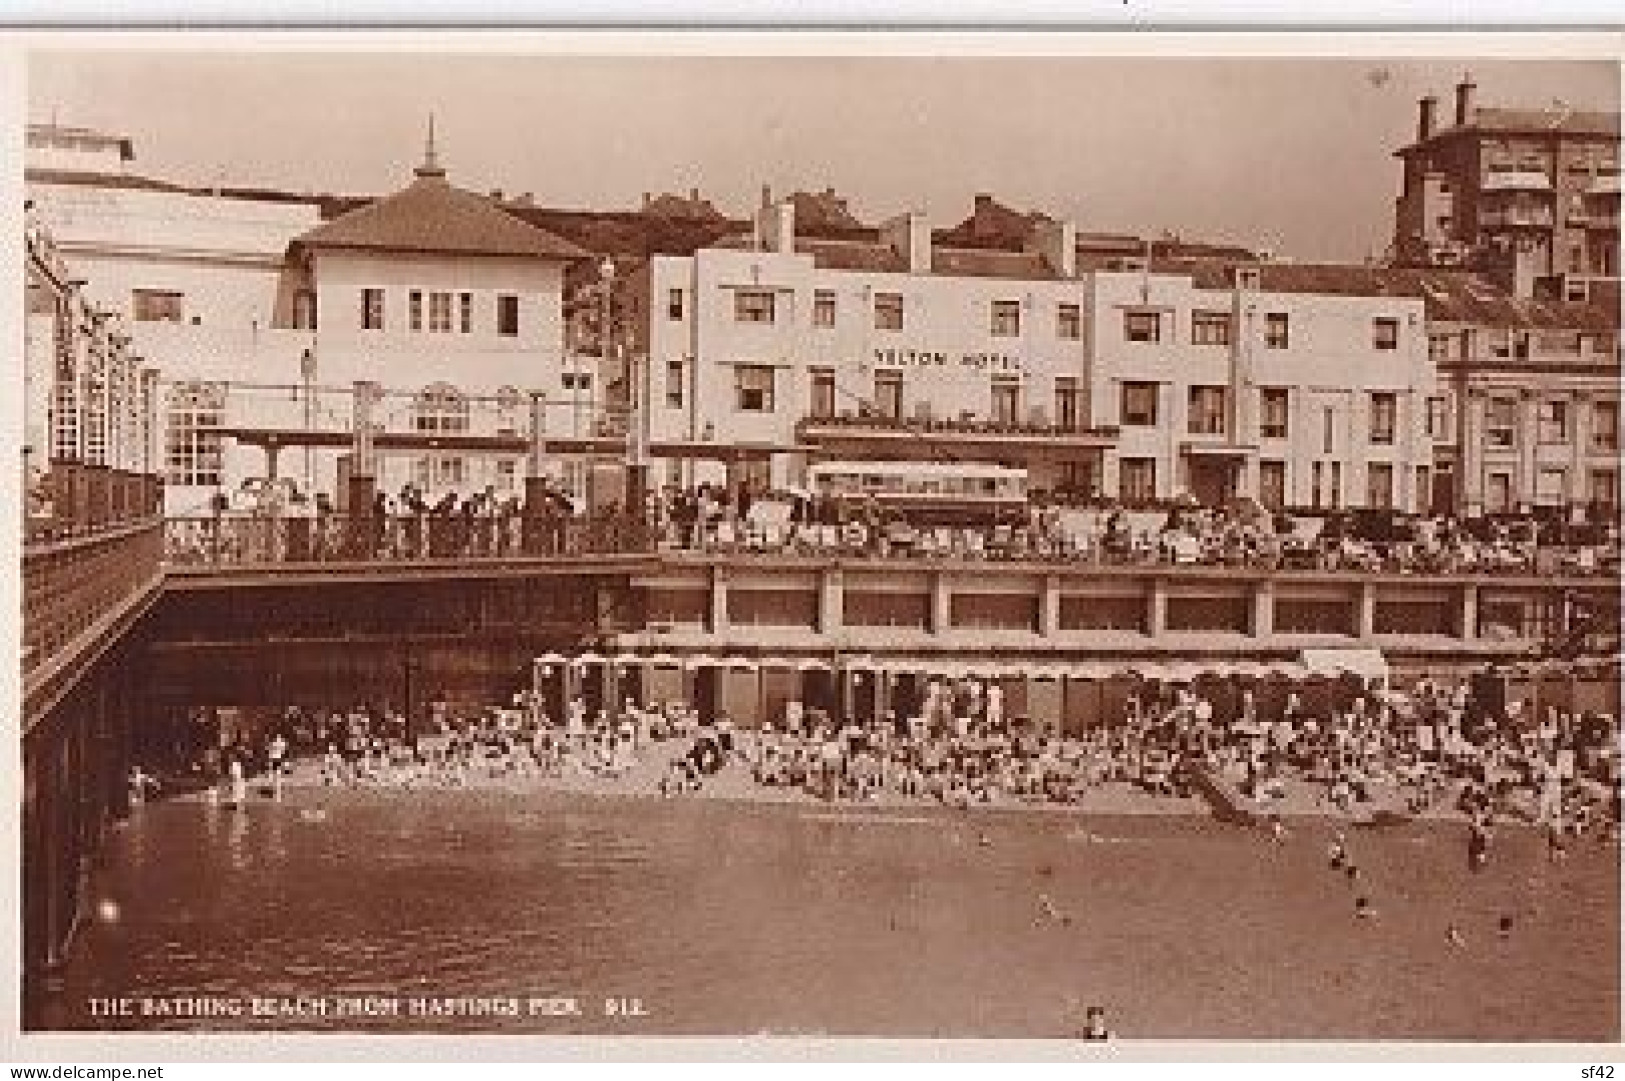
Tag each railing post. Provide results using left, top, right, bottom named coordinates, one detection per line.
left=1147, top=577, right=1168, bottom=637
left=1251, top=580, right=1274, bottom=638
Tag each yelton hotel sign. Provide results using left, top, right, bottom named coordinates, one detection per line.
left=873, top=347, right=1026, bottom=373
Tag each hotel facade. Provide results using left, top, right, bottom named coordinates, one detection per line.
left=632, top=197, right=1437, bottom=512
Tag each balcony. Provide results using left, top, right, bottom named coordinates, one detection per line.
left=1480, top=169, right=1554, bottom=193
left=1479, top=208, right=1554, bottom=230
left=797, top=412, right=1119, bottom=458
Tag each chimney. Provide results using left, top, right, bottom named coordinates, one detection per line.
left=642, top=192, right=651, bottom=209
left=1454, top=75, right=1477, bottom=127
left=880, top=211, right=932, bottom=274
left=1417, top=95, right=1439, bottom=141
left=689, top=186, right=699, bottom=203
left=754, top=197, right=796, bottom=254
left=1026, top=218, right=1077, bottom=278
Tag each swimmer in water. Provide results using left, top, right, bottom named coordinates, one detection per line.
left=1345, top=863, right=1360, bottom=885
left=1269, top=816, right=1288, bottom=843
left=1446, top=922, right=1467, bottom=948
left=1328, top=832, right=1348, bottom=870
left=1498, top=914, right=1515, bottom=939
left=225, top=758, right=248, bottom=809
left=1080, top=1005, right=1113, bottom=1041
left=1355, top=896, right=1376, bottom=919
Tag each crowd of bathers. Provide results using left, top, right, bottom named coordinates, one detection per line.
left=150, top=666, right=1621, bottom=846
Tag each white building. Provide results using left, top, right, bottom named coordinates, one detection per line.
left=628, top=197, right=1436, bottom=511
left=27, top=125, right=589, bottom=515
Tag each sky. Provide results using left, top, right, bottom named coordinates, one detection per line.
left=26, top=50, right=1620, bottom=263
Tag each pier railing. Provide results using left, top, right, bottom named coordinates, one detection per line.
left=23, top=518, right=164, bottom=680
left=162, top=513, right=657, bottom=569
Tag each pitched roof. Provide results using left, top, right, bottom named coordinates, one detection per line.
left=291, top=166, right=587, bottom=261
left=1398, top=106, right=1621, bottom=155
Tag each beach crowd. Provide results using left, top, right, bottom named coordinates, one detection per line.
left=152, top=666, right=1620, bottom=855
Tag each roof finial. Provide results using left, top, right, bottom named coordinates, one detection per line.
left=416, top=113, right=446, bottom=179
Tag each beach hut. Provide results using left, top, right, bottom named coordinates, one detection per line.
left=720, top=657, right=762, bottom=728
left=641, top=653, right=685, bottom=710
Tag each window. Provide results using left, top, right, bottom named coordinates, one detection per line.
left=1119, top=458, right=1157, bottom=503
left=1373, top=317, right=1400, bottom=351
left=293, top=290, right=318, bottom=330
left=873, top=370, right=903, bottom=421
left=1328, top=461, right=1343, bottom=509
left=495, top=386, right=522, bottom=435
left=361, top=288, right=385, bottom=330
left=1429, top=335, right=1451, bottom=363
left=1535, top=468, right=1567, bottom=507
left=813, top=290, right=836, bottom=328
left=164, top=381, right=225, bottom=487
left=1486, top=398, right=1517, bottom=449
left=665, top=361, right=684, bottom=409
left=1414, top=466, right=1432, bottom=514
left=496, top=294, right=519, bottom=337
left=810, top=369, right=836, bottom=419
left=417, top=455, right=465, bottom=489
left=1426, top=396, right=1449, bottom=439
left=1191, top=310, right=1233, bottom=346
left=874, top=292, right=904, bottom=332
left=1188, top=386, right=1227, bottom=436
left=1259, top=460, right=1287, bottom=510
left=1369, top=392, right=1397, bottom=445
left=1311, top=462, right=1325, bottom=510
left=667, top=288, right=685, bottom=321
left=458, top=292, right=473, bottom=334
left=735, top=289, right=776, bottom=324
left=1260, top=388, right=1289, bottom=439
left=428, top=291, right=452, bottom=333
left=561, top=372, right=592, bottom=392
left=409, top=290, right=423, bottom=332
left=1057, top=303, right=1081, bottom=340
left=1264, top=312, right=1290, bottom=349
left=1120, top=381, right=1159, bottom=426
left=991, top=378, right=1020, bottom=426
left=1486, top=473, right=1512, bottom=514
left=414, top=383, right=468, bottom=434
left=495, top=458, right=517, bottom=493
left=1590, top=468, right=1618, bottom=508
left=1538, top=399, right=1570, bottom=444
left=991, top=300, right=1021, bottom=337
left=1593, top=400, right=1619, bottom=451
left=1054, top=377, right=1080, bottom=431
left=1124, top=310, right=1161, bottom=343
left=1366, top=463, right=1394, bottom=510
left=735, top=364, right=776, bottom=412
left=1322, top=407, right=1336, bottom=454
left=133, top=289, right=183, bottom=323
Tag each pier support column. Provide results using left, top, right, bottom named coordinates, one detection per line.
left=1458, top=583, right=1479, bottom=641
left=1356, top=580, right=1378, bottom=640
left=1040, top=575, right=1061, bottom=638
left=709, top=565, right=729, bottom=635
left=819, top=567, right=844, bottom=636
left=1251, top=581, right=1274, bottom=639
left=931, top=572, right=952, bottom=636
left=1147, top=578, right=1168, bottom=638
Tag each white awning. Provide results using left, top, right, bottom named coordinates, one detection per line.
left=1301, top=648, right=1389, bottom=684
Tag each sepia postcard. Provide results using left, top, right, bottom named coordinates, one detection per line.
left=7, top=29, right=1623, bottom=1063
